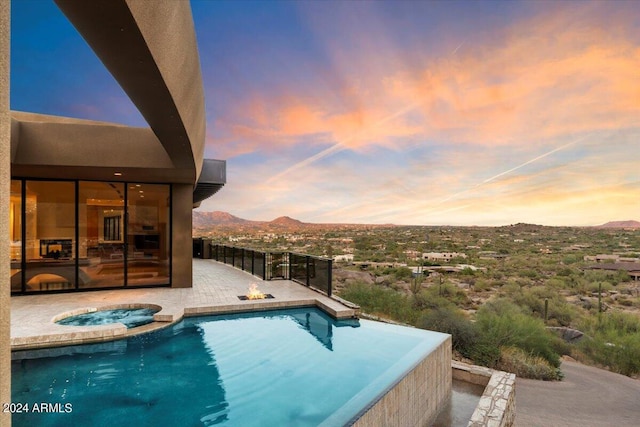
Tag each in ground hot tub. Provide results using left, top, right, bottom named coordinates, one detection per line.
left=54, top=304, right=161, bottom=329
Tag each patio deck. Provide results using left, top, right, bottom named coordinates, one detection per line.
left=10, top=259, right=357, bottom=350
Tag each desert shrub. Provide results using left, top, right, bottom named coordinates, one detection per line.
left=562, top=255, right=580, bottom=265
left=617, top=297, right=633, bottom=307
left=519, top=269, right=540, bottom=279
left=508, top=286, right=578, bottom=326
left=422, top=282, right=470, bottom=306
left=460, top=267, right=476, bottom=276
left=473, top=278, right=493, bottom=292
left=585, top=281, right=613, bottom=294
left=497, top=347, right=563, bottom=380
left=614, top=270, right=631, bottom=284
left=475, top=299, right=562, bottom=367
left=467, top=339, right=502, bottom=367
left=577, top=312, right=640, bottom=376
left=499, top=282, right=520, bottom=296
left=412, top=291, right=454, bottom=311
left=339, top=282, right=417, bottom=324
left=419, top=307, right=476, bottom=357
left=393, top=266, right=414, bottom=281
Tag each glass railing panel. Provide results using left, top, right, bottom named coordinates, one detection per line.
left=254, top=252, right=265, bottom=280
left=209, top=246, right=330, bottom=294
left=243, top=250, right=253, bottom=273
left=233, top=247, right=243, bottom=269
left=309, top=258, right=332, bottom=296
left=289, top=253, right=308, bottom=285
left=270, top=252, right=288, bottom=279
left=223, top=246, right=232, bottom=265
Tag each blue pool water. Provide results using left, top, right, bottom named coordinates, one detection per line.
left=56, top=308, right=158, bottom=329
left=12, top=308, right=448, bottom=426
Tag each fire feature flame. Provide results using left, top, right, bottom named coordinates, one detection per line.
left=246, top=283, right=266, bottom=300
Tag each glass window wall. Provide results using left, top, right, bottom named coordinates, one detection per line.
left=10, top=180, right=22, bottom=292
left=9, top=179, right=171, bottom=293
left=127, top=183, right=170, bottom=286
left=79, top=182, right=126, bottom=289
left=24, top=181, right=76, bottom=292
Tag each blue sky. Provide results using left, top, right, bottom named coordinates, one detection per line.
left=10, top=0, right=640, bottom=226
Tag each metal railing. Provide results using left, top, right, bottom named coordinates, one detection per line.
left=206, top=243, right=332, bottom=296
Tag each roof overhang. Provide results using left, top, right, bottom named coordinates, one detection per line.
left=193, top=159, right=226, bottom=207
left=54, top=0, right=206, bottom=183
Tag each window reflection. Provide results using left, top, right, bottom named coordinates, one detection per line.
left=24, top=181, right=76, bottom=291
left=10, top=180, right=171, bottom=293
left=79, top=182, right=125, bottom=289
left=127, top=183, right=170, bottom=286
left=10, top=180, right=22, bottom=292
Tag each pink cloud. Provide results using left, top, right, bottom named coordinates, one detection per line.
left=208, top=4, right=639, bottom=161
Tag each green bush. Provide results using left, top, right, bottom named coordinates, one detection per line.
left=473, top=278, right=494, bottom=292
left=419, top=307, right=476, bottom=357
left=497, top=347, right=563, bottom=380
left=468, top=339, right=502, bottom=367
left=475, top=299, right=562, bottom=367
left=427, top=282, right=469, bottom=302
left=339, top=282, right=417, bottom=324
left=585, top=281, right=613, bottom=294
left=393, top=266, right=414, bottom=280
left=508, top=286, right=578, bottom=326
left=412, top=292, right=454, bottom=311
left=577, top=312, right=640, bottom=376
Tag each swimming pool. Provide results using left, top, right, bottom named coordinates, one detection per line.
left=12, top=307, right=449, bottom=426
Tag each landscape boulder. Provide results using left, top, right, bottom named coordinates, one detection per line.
left=333, top=268, right=374, bottom=286
left=547, top=327, right=584, bottom=343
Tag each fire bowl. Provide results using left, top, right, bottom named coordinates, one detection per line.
left=238, top=294, right=275, bottom=301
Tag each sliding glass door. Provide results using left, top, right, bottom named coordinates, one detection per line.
left=10, top=180, right=22, bottom=292
left=9, top=179, right=171, bottom=293
left=127, top=183, right=170, bottom=286
left=78, top=182, right=126, bottom=289
left=23, top=181, right=76, bottom=292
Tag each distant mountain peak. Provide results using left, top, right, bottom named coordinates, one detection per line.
left=596, top=220, right=640, bottom=229
left=193, top=211, right=248, bottom=226
left=269, top=216, right=304, bottom=226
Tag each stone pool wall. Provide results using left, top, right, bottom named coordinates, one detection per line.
left=352, top=336, right=452, bottom=427
left=453, top=361, right=516, bottom=427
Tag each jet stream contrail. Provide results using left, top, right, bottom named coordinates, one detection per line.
left=309, top=134, right=591, bottom=222
left=481, top=139, right=582, bottom=185
left=264, top=38, right=467, bottom=186
left=431, top=136, right=586, bottom=207
left=264, top=101, right=422, bottom=185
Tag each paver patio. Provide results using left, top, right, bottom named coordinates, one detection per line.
left=10, top=259, right=357, bottom=350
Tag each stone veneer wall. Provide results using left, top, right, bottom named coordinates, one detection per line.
left=0, top=1, right=11, bottom=426
left=452, top=361, right=516, bottom=427
left=353, top=336, right=452, bottom=427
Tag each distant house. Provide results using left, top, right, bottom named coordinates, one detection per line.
left=584, top=254, right=640, bottom=263
left=584, top=262, right=640, bottom=281
left=333, top=254, right=354, bottom=263
left=403, top=250, right=421, bottom=260
left=422, top=252, right=467, bottom=263
left=478, top=251, right=508, bottom=260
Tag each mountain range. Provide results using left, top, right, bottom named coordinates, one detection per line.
left=193, top=211, right=310, bottom=230
left=193, top=211, right=640, bottom=230
left=595, top=220, right=640, bottom=229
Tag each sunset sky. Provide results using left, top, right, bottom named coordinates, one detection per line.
left=10, top=0, right=640, bottom=226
